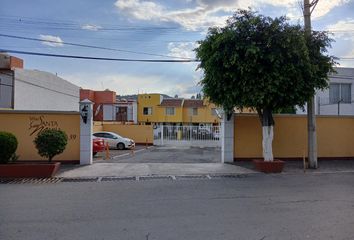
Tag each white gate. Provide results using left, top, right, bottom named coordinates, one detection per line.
left=153, top=125, right=221, bottom=147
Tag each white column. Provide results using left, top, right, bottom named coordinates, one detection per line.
left=80, top=99, right=93, bottom=165
left=221, top=113, right=234, bottom=163
left=161, top=125, right=164, bottom=145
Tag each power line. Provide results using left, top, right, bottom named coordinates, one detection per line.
left=0, top=49, right=199, bottom=63
left=2, top=48, right=352, bottom=63
left=0, top=34, right=195, bottom=60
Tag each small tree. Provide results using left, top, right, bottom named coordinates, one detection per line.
left=0, top=132, right=18, bottom=164
left=195, top=9, right=335, bottom=161
left=34, top=129, right=68, bottom=162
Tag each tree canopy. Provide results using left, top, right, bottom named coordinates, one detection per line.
left=195, top=9, right=335, bottom=124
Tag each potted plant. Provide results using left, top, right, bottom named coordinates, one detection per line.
left=195, top=10, right=335, bottom=173
left=0, top=129, right=68, bottom=178
left=31, top=129, right=68, bottom=177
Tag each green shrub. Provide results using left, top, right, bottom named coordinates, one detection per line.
left=34, top=129, right=68, bottom=162
left=0, top=132, right=18, bottom=164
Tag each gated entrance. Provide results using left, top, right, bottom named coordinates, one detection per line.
left=153, top=125, right=221, bottom=147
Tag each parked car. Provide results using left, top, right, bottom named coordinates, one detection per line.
left=93, top=131, right=135, bottom=150
left=93, top=136, right=105, bottom=156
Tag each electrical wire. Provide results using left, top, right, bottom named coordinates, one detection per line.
left=0, top=49, right=199, bottom=63
left=0, top=34, right=195, bottom=60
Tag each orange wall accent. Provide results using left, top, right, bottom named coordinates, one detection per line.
left=80, top=89, right=116, bottom=121
left=80, top=89, right=95, bottom=102
left=94, top=91, right=116, bottom=104
left=10, top=56, right=23, bottom=69
left=0, top=111, right=80, bottom=161
left=234, top=114, right=354, bottom=159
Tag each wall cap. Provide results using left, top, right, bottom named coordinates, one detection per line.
left=0, top=110, right=80, bottom=115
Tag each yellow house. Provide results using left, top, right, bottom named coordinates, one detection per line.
left=137, top=93, right=220, bottom=125
left=182, top=99, right=219, bottom=125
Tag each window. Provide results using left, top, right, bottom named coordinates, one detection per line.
left=143, top=107, right=152, bottom=115
left=189, top=107, right=198, bottom=116
left=211, top=108, right=217, bottom=116
left=329, top=83, right=351, bottom=104
left=0, top=72, right=14, bottom=109
left=165, top=107, right=175, bottom=115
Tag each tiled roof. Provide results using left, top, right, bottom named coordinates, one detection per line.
left=160, top=99, right=183, bottom=107
left=183, top=99, right=204, bottom=108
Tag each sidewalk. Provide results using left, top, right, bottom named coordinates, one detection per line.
left=232, top=160, right=354, bottom=174
left=58, top=163, right=256, bottom=178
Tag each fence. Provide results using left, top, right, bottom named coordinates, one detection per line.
left=154, top=125, right=220, bottom=147
left=234, top=114, right=354, bottom=160
left=317, top=96, right=354, bottom=115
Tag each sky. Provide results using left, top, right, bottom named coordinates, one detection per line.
left=1, top=0, right=354, bottom=97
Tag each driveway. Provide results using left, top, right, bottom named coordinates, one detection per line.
left=58, top=146, right=244, bottom=178
left=95, top=146, right=221, bottom=163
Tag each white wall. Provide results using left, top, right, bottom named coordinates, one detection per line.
left=103, top=104, right=114, bottom=120
left=296, top=67, right=354, bottom=115
left=13, top=69, right=80, bottom=111
left=132, top=101, right=137, bottom=123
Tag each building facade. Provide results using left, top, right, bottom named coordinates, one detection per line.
left=0, top=54, right=80, bottom=111
left=296, top=67, right=354, bottom=115
left=137, top=93, right=220, bottom=126
left=80, top=89, right=137, bottom=123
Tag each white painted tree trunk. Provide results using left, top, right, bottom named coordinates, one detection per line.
left=262, top=126, right=274, bottom=162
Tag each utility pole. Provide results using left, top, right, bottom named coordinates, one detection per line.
left=304, top=0, right=319, bottom=169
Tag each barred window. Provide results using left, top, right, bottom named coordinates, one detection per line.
left=329, top=83, right=351, bottom=104
left=143, top=107, right=152, bottom=115
left=189, top=107, right=198, bottom=116
left=165, top=107, right=175, bottom=115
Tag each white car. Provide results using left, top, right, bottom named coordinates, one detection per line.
left=93, top=131, right=135, bottom=150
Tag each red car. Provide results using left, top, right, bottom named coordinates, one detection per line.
left=93, top=137, right=105, bottom=156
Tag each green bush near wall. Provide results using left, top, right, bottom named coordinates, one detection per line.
left=0, top=132, right=18, bottom=164
left=34, top=129, right=68, bottom=162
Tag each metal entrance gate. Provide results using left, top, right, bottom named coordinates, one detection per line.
left=153, top=125, right=221, bottom=147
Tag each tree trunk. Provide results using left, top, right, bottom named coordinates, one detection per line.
left=257, top=108, right=274, bottom=162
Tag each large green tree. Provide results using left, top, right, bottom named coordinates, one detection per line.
left=195, top=9, right=335, bottom=161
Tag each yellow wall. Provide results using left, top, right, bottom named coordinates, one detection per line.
left=93, top=121, right=103, bottom=132
left=138, top=94, right=219, bottom=124
left=160, top=106, right=183, bottom=123
left=137, top=94, right=162, bottom=123
left=0, top=111, right=80, bottom=161
left=182, top=101, right=219, bottom=124
left=99, top=123, right=153, bottom=144
left=234, top=114, right=354, bottom=159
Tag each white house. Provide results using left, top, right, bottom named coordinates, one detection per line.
left=0, top=54, right=80, bottom=111
left=296, top=67, right=354, bottom=115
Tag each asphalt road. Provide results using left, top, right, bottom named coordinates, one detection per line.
left=1, top=173, right=354, bottom=240
left=98, top=146, right=221, bottom=163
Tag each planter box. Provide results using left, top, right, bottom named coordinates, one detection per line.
left=253, top=159, right=284, bottom=173
left=0, top=162, right=61, bottom=178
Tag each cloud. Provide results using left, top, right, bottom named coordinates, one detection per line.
left=167, top=42, right=198, bottom=59
left=310, top=0, right=351, bottom=19
left=327, top=18, right=354, bottom=40
left=326, top=18, right=354, bottom=66
left=81, top=24, right=102, bottom=31
left=114, top=0, right=236, bottom=30
left=39, top=34, right=64, bottom=47
left=63, top=72, right=201, bottom=97
left=114, top=0, right=351, bottom=30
